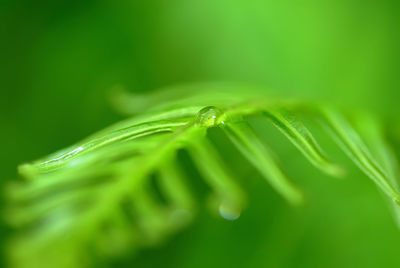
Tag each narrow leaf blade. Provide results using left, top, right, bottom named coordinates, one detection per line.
left=223, top=120, right=303, bottom=205
left=187, top=137, right=245, bottom=219
left=351, top=113, right=400, bottom=226
left=321, top=107, right=400, bottom=204
left=263, top=109, right=343, bottom=177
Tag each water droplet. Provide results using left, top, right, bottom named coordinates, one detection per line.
left=196, top=106, right=227, bottom=127
left=394, top=197, right=400, bottom=206
left=218, top=201, right=241, bottom=221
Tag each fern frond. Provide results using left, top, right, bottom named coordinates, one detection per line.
left=5, top=86, right=400, bottom=268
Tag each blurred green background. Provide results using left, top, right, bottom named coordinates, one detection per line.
left=2, top=1, right=400, bottom=267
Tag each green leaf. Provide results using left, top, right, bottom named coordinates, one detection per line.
left=320, top=107, right=400, bottom=205
left=263, top=109, right=343, bottom=177
left=157, top=152, right=195, bottom=217
left=222, top=119, right=303, bottom=205
left=129, top=185, right=169, bottom=245
left=350, top=112, right=400, bottom=226
left=20, top=118, right=191, bottom=176
left=187, top=135, right=246, bottom=220
left=7, top=88, right=400, bottom=268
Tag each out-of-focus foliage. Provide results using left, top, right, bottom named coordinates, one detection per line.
left=2, top=1, right=400, bottom=268
left=5, top=88, right=400, bottom=268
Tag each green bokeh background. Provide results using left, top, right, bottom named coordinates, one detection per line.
left=2, top=1, right=400, bottom=267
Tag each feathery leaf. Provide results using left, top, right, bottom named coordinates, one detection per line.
left=5, top=87, right=400, bottom=268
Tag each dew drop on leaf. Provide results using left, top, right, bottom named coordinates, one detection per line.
left=218, top=201, right=241, bottom=221
left=196, top=106, right=226, bottom=127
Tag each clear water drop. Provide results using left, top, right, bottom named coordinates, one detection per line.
left=218, top=201, right=241, bottom=221
left=196, top=106, right=227, bottom=127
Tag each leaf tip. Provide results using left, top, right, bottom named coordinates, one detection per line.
left=325, top=164, right=347, bottom=179
left=393, top=197, right=400, bottom=206
left=17, top=164, right=38, bottom=180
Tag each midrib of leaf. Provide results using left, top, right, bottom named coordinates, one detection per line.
left=26, top=119, right=191, bottom=173
left=20, top=105, right=206, bottom=179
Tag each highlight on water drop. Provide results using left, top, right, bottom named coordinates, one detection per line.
left=196, top=106, right=227, bottom=127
